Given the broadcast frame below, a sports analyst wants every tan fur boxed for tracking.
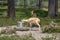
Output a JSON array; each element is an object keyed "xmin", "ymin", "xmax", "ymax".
[
  {"xmin": 22, "ymin": 17, "xmax": 40, "ymax": 23},
  {"xmin": 22, "ymin": 17, "xmax": 41, "ymax": 31}
]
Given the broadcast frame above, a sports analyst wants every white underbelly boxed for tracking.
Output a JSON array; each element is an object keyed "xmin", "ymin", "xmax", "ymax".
[{"xmin": 30, "ymin": 22, "xmax": 36, "ymax": 24}]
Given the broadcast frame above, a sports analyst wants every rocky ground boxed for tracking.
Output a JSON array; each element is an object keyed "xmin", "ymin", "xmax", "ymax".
[{"xmin": 0, "ymin": 25, "xmax": 60, "ymax": 40}]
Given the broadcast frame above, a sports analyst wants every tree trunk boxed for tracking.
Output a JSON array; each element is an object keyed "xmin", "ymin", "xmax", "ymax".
[
  {"xmin": 8, "ymin": 0, "xmax": 15, "ymax": 19},
  {"xmin": 48, "ymin": 0, "xmax": 58, "ymax": 18},
  {"xmin": 38, "ymin": 0, "xmax": 42, "ymax": 9},
  {"xmin": 24, "ymin": 0, "xmax": 27, "ymax": 8}
]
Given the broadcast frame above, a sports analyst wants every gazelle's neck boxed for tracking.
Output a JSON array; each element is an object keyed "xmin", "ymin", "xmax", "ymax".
[{"xmin": 22, "ymin": 19, "xmax": 29, "ymax": 22}]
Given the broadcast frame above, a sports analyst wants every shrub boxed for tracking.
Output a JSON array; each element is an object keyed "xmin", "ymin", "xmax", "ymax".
[
  {"xmin": 0, "ymin": 29, "xmax": 6, "ymax": 34},
  {"xmin": 43, "ymin": 27, "xmax": 60, "ymax": 33},
  {"xmin": 34, "ymin": 9, "xmax": 48, "ymax": 17}
]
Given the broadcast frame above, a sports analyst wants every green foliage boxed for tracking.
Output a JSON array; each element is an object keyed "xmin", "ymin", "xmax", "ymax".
[
  {"xmin": 43, "ymin": 27, "xmax": 60, "ymax": 33},
  {"xmin": 16, "ymin": 8, "xmax": 48, "ymax": 17},
  {"xmin": 42, "ymin": 37, "xmax": 53, "ymax": 40},
  {"xmin": 0, "ymin": 18, "xmax": 17, "ymax": 26},
  {"xmin": 40, "ymin": 17, "xmax": 52, "ymax": 26},
  {"xmin": 0, "ymin": 30, "xmax": 6, "ymax": 34},
  {"xmin": 34, "ymin": 9, "xmax": 48, "ymax": 17},
  {"xmin": 0, "ymin": 1, "xmax": 8, "ymax": 6},
  {"xmin": 15, "ymin": 8, "xmax": 48, "ymax": 19},
  {"xmin": 0, "ymin": 9, "xmax": 7, "ymax": 12},
  {"xmin": 0, "ymin": 35, "xmax": 35, "ymax": 40}
]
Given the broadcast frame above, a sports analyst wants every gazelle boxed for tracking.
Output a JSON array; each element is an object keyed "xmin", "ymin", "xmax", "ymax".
[{"xmin": 21, "ymin": 17, "xmax": 42, "ymax": 31}]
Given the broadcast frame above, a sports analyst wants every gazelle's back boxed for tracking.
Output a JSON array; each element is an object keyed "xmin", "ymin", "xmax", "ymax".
[{"xmin": 28, "ymin": 17, "xmax": 40, "ymax": 22}]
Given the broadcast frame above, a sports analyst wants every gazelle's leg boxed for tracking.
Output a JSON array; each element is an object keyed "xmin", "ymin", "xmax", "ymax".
[
  {"xmin": 30, "ymin": 23, "xmax": 32, "ymax": 31},
  {"xmin": 36, "ymin": 22, "xmax": 42, "ymax": 32}
]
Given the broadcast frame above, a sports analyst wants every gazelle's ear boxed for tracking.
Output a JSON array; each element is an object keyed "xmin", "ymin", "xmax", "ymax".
[{"xmin": 31, "ymin": 10, "xmax": 34, "ymax": 14}]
